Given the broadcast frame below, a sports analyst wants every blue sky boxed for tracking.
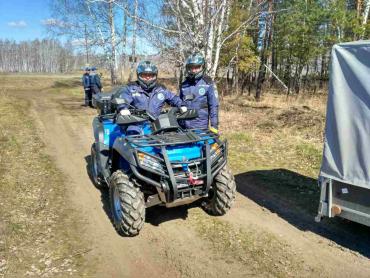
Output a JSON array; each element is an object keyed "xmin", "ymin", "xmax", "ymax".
[
  {"xmin": 0, "ymin": 0, "xmax": 157, "ymax": 54},
  {"xmin": 0, "ymin": 0, "xmax": 51, "ymax": 41}
]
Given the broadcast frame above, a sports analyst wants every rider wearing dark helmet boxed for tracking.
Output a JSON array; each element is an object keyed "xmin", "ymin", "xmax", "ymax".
[
  {"xmin": 180, "ymin": 53, "xmax": 219, "ymax": 133},
  {"xmin": 117, "ymin": 60, "xmax": 186, "ymax": 118}
]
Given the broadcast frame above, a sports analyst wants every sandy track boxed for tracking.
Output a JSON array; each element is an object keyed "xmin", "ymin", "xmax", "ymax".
[{"xmin": 22, "ymin": 90, "xmax": 370, "ymax": 277}]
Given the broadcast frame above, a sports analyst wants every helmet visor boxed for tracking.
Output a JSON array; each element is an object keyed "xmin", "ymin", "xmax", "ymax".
[
  {"xmin": 139, "ymin": 73, "xmax": 156, "ymax": 82},
  {"xmin": 187, "ymin": 64, "xmax": 203, "ymax": 74}
]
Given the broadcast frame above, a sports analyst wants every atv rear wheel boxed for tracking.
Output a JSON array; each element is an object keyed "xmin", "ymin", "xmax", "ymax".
[
  {"xmin": 109, "ymin": 170, "xmax": 145, "ymax": 236},
  {"xmin": 204, "ymin": 164, "xmax": 236, "ymax": 216},
  {"xmin": 90, "ymin": 144, "xmax": 106, "ymax": 189}
]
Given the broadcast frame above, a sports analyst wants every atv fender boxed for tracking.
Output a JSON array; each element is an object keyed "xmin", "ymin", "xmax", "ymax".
[
  {"xmin": 112, "ymin": 138, "xmax": 137, "ymax": 168},
  {"xmin": 92, "ymin": 117, "xmax": 104, "ymax": 143},
  {"xmin": 94, "ymin": 142, "xmax": 110, "ymax": 181}
]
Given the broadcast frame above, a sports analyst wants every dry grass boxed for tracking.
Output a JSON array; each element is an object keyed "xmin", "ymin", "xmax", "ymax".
[
  {"xmin": 188, "ymin": 209, "xmax": 321, "ymax": 277},
  {"xmin": 219, "ymin": 93, "xmax": 326, "ymax": 215},
  {"xmin": 0, "ymin": 86, "xmax": 92, "ymax": 277},
  {"xmin": 220, "ymin": 94, "xmax": 325, "ymax": 170}
]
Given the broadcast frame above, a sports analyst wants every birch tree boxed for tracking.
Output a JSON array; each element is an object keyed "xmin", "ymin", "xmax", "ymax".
[
  {"xmin": 129, "ymin": 0, "xmax": 138, "ymax": 82},
  {"xmin": 158, "ymin": 0, "xmax": 267, "ymax": 81},
  {"xmin": 159, "ymin": 0, "xmax": 233, "ymax": 80},
  {"xmin": 48, "ymin": 0, "xmax": 125, "ymax": 84},
  {"xmin": 0, "ymin": 39, "xmax": 77, "ymax": 73}
]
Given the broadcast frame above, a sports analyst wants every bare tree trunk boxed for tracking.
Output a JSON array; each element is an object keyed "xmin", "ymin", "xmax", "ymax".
[
  {"xmin": 129, "ymin": 0, "xmax": 138, "ymax": 82},
  {"xmin": 255, "ymin": 0, "xmax": 272, "ymax": 101},
  {"xmin": 294, "ymin": 63, "xmax": 303, "ymax": 95},
  {"xmin": 319, "ymin": 53, "xmax": 325, "ymax": 89},
  {"xmin": 358, "ymin": 0, "xmax": 363, "ymax": 18},
  {"xmin": 362, "ymin": 0, "xmax": 370, "ymax": 38},
  {"xmin": 210, "ymin": 0, "xmax": 229, "ymax": 79},
  {"xmin": 303, "ymin": 64, "xmax": 309, "ymax": 91},
  {"xmin": 84, "ymin": 24, "xmax": 89, "ymax": 64},
  {"xmin": 121, "ymin": 1, "xmax": 128, "ymax": 82},
  {"xmin": 233, "ymin": 62, "xmax": 239, "ymax": 94},
  {"xmin": 109, "ymin": 0, "xmax": 117, "ymax": 84}
]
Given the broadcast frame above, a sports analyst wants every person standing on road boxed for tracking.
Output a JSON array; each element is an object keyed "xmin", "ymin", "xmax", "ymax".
[
  {"xmin": 90, "ymin": 67, "xmax": 103, "ymax": 96},
  {"xmin": 179, "ymin": 53, "xmax": 219, "ymax": 134},
  {"xmin": 82, "ymin": 67, "xmax": 91, "ymax": 107}
]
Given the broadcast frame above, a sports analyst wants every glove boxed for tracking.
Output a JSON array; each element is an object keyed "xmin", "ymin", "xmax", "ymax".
[
  {"xmin": 209, "ymin": 127, "xmax": 219, "ymax": 134},
  {"xmin": 120, "ymin": 109, "xmax": 131, "ymax": 116},
  {"xmin": 180, "ymin": 106, "xmax": 188, "ymax": 113}
]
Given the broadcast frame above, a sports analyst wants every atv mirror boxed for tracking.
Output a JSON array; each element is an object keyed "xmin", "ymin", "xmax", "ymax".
[{"xmin": 177, "ymin": 109, "xmax": 198, "ymax": 120}]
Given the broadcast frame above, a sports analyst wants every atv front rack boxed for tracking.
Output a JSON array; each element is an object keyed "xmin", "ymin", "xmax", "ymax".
[
  {"xmin": 130, "ymin": 138, "xmax": 228, "ymax": 203},
  {"xmin": 125, "ymin": 129, "xmax": 218, "ymax": 147}
]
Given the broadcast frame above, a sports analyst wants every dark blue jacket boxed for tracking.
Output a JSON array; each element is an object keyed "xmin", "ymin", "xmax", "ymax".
[
  {"xmin": 89, "ymin": 73, "xmax": 102, "ymax": 89},
  {"xmin": 117, "ymin": 82, "xmax": 183, "ymax": 118},
  {"xmin": 82, "ymin": 73, "xmax": 90, "ymax": 90},
  {"xmin": 180, "ymin": 76, "xmax": 219, "ymax": 129}
]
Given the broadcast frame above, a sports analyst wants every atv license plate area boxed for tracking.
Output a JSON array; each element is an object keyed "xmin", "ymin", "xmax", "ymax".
[{"xmin": 177, "ymin": 183, "xmax": 189, "ymax": 189}]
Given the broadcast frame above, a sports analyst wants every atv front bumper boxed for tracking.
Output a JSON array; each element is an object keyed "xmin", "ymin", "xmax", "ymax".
[{"xmin": 130, "ymin": 140, "xmax": 228, "ymax": 203}]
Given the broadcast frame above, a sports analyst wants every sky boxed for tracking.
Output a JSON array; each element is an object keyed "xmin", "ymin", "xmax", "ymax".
[
  {"xmin": 0, "ymin": 0, "xmax": 51, "ymax": 41},
  {"xmin": 0, "ymin": 0, "xmax": 157, "ymax": 55}
]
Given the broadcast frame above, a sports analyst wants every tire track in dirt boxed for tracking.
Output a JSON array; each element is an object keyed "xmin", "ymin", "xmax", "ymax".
[{"xmin": 21, "ymin": 90, "xmax": 370, "ymax": 277}]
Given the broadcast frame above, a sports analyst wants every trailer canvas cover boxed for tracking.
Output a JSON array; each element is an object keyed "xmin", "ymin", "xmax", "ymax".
[{"xmin": 320, "ymin": 41, "xmax": 370, "ymax": 189}]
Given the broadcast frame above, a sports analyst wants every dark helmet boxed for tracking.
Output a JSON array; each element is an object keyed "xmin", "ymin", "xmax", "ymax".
[
  {"xmin": 136, "ymin": 60, "xmax": 158, "ymax": 90},
  {"xmin": 84, "ymin": 66, "xmax": 90, "ymax": 71},
  {"xmin": 185, "ymin": 53, "xmax": 205, "ymax": 80},
  {"xmin": 91, "ymin": 66, "xmax": 97, "ymax": 71}
]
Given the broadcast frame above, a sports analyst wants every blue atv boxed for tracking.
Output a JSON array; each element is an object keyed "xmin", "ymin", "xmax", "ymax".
[{"xmin": 90, "ymin": 93, "xmax": 236, "ymax": 236}]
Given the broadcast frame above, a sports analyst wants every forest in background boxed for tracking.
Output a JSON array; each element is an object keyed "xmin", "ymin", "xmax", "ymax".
[{"xmin": 1, "ymin": 0, "xmax": 370, "ymax": 99}]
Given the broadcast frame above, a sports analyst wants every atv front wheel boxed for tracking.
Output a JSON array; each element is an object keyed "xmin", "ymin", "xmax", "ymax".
[
  {"xmin": 204, "ymin": 165, "xmax": 236, "ymax": 216},
  {"xmin": 90, "ymin": 144, "xmax": 106, "ymax": 189},
  {"xmin": 109, "ymin": 170, "xmax": 145, "ymax": 236}
]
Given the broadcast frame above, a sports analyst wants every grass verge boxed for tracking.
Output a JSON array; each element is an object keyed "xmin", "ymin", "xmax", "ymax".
[{"xmin": 0, "ymin": 90, "xmax": 92, "ymax": 277}]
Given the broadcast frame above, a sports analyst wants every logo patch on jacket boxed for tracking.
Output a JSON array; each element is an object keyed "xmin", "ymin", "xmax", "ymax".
[
  {"xmin": 198, "ymin": 88, "xmax": 206, "ymax": 96},
  {"xmin": 157, "ymin": 93, "xmax": 165, "ymax": 100}
]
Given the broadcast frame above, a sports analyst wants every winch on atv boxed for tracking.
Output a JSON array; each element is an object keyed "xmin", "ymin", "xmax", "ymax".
[{"xmin": 91, "ymin": 93, "xmax": 236, "ymax": 236}]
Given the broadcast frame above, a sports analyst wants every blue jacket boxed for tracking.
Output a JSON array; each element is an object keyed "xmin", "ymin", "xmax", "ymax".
[
  {"xmin": 180, "ymin": 76, "xmax": 219, "ymax": 129},
  {"xmin": 89, "ymin": 73, "xmax": 102, "ymax": 89},
  {"xmin": 117, "ymin": 82, "xmax": 183, "ymax": 118},
  {"xmin": 82, "ymin": 73, "xmax": 90, "ymax": 89}
]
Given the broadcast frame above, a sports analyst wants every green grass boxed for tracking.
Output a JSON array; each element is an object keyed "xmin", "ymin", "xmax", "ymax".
[{"xmin": 295, "ymin": 142, "xmax": 322, "ymax": 172}]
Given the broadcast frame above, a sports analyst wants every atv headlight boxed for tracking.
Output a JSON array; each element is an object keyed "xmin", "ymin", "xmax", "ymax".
[
  {"xmin": 210, "ymin": 142, "xmax": 222, "ymax": 163},
  {"xmin": 137, "ymin": 152, "xmax": 165, "ymax": 174}
]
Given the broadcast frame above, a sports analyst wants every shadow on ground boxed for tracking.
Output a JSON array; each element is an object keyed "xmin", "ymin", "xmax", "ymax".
[{"xmin": 235, "ymin": 169, "xmax": 370, "ymax": 258}]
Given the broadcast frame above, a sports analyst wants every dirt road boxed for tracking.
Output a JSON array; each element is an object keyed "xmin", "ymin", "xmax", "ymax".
[{"xmin": 22, "ymin": 89, "xmax": 370, "ymax": 277}]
